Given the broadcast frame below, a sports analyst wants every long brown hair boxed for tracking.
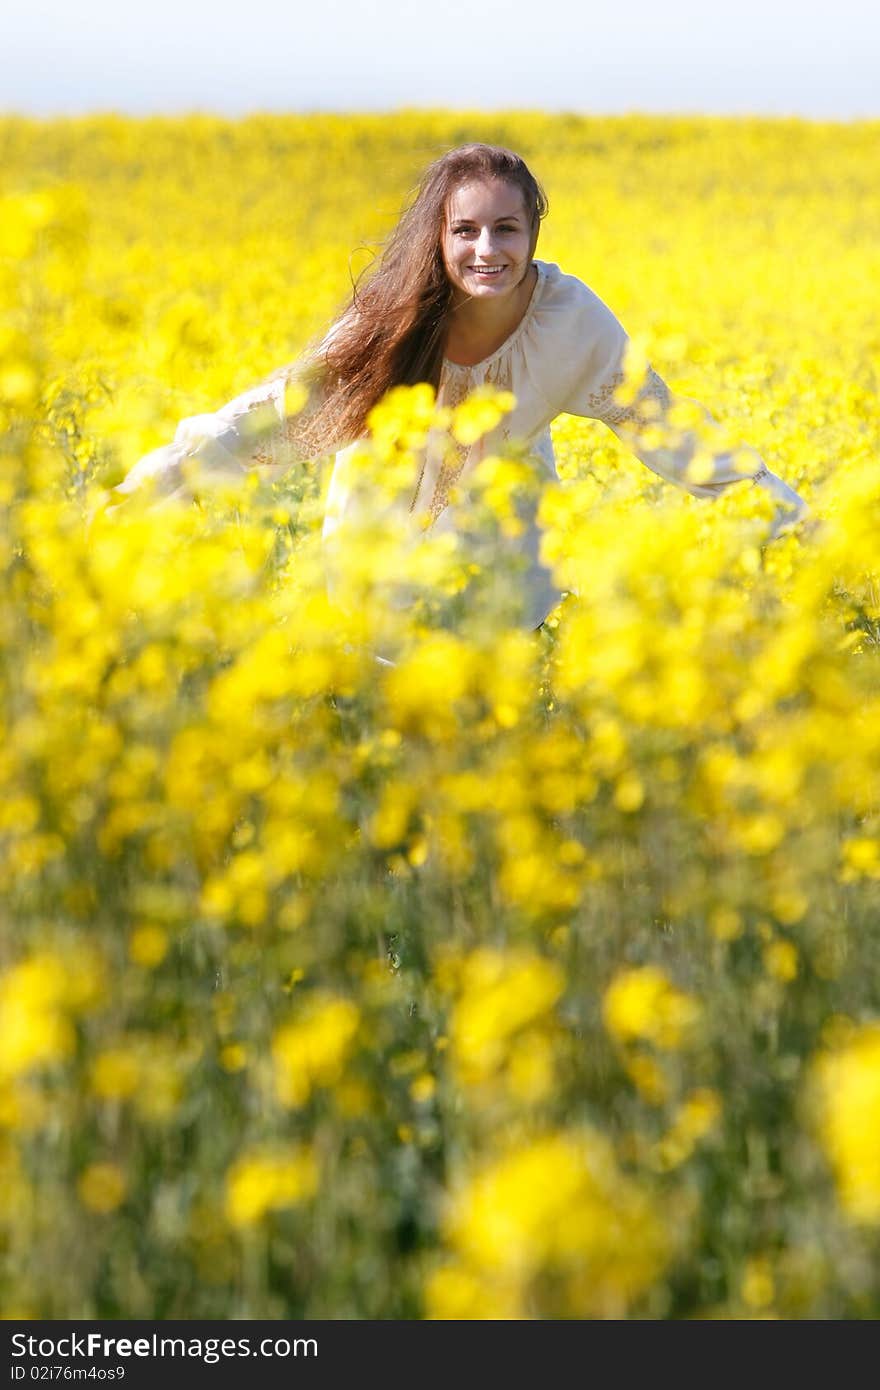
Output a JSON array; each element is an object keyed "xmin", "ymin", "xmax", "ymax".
[{"xmin": 286, "ymin": 144, "xmax": 548, "ymax": 457}]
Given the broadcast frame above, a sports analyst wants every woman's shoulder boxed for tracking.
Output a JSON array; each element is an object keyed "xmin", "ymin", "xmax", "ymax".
[
  {"xmin": 534, "ymin": 260, "xmax": 622, "ymax": 326},
  {"xmin": 519, "ymin": 263, "xmax": 629, "ymax": 411}
]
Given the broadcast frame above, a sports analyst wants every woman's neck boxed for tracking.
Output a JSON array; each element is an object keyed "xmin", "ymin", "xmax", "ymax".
[{"xmin": 444, "ymin": 262, "xmax": 538, "ymax": 367}]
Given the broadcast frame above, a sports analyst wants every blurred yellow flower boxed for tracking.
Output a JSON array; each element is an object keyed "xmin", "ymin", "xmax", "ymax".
[
  {"xmin": 410, "ymin": 1073, "xmax": 436, "ymax": 1104},
  {"xmin": 435, "ymin": 1129, "xmax": 672, "ymax": 1316},
  {"xmin": 763, "ymin": 939, "xmax": 799, "ymax": 983},
  {"xmin": 272, "ymin": 994, "xmax": 361, "ymax": 1107},
  {"xmin": 77, "ymin": 1163, "xmax": 127, "ymax": 1214},
  {"xmin": 383, "ymin": 633, "xmax": 476, "ymax": 737},
  {"xmin": 451, "ymin": 386, "xmax": 516, "ymax": 446},
  {"xmin": 651, "ymin": 1088, "xmax": 722, "ymax": 1169},
  {"xmin": 425, "ymin": 1262, "xmax": 522, "ymax": 1319},
  {"xmin": 603, "ymin": 966, "xmax": 702, "ymax": 1050},
  {"xmin": 841, "ymin": 837, "xmax": 880, "ymax": 881},
  {"xmin": 0, "ymin": 950, "xmax": 103, "ymax": 1081},
  {"xmin": 90, "ymin": 1034, "xmax": 196, "ymax": 1122},
  {"xmin": 219, "ymin": 1043, "xmax": 248, "ymax": 1073},
  {"xmin": 624, "ymin": 1051, "xmax": 669, "ymax": 1106},
  {"xmin": 709, "ymin": 907, "xmax": 743, "ymax": 942},
  {"xmin": 91, "ymin": 1048, "xmax": 141, "ymax": 1101},
  {"xmin": 810, "ymin": 1023, "xmax": 880, "ymax": 1223},
  {"xmin": 741, "ymin": 1256, "xmax": 775, "ymax": 1310},
  {"xmin": 128, "ymin": 924, "xmax": 169, "ymax": 967},
  {"xmin": 447, "ymin": 947, "xmax": 564, "ymax": 1087},
  {"xmin": 225, "ymin": 1146, "xmax": 318, "ymax": 1228}
]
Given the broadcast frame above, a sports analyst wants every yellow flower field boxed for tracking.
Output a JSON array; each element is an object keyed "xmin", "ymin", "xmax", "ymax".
[{"xmin": 1, "ymin": 111, "xmax": 879, "ymax": 1318}]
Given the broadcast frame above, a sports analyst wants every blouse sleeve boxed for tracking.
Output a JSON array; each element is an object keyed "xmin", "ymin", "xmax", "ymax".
[
  {"xmin": 109, "ymin": 373, "xmax": 303, "ymax": 509},
  {"xmin": 560, "ymin": 290, "xmax": 809, "ymax": 538}
]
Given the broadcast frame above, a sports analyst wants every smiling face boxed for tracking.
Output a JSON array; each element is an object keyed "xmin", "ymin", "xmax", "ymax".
[{"xmin": 441, "ymin": 177, "xmax": 535, "ymax": 303}]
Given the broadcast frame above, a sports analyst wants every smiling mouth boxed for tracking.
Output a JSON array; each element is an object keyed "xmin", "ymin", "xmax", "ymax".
[{"xmin": 469, "ymin": 265, "xmax": 507, "ymax": 277}]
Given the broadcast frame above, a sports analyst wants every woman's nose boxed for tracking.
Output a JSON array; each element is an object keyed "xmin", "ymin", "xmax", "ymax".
[{"xmin": 475, "ymin": 227, "xmax": 497, "ymax": 258}]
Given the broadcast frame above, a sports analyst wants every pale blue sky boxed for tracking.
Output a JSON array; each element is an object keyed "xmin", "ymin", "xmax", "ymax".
[{"xmin": 4, "ymin": 0, "xmax": 879, "ymax": 119}]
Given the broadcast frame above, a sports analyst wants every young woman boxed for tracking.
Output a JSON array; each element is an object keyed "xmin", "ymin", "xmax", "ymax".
[{"xmin": 113, "ymin": 143, "xmax": 809, "ymax": 633}]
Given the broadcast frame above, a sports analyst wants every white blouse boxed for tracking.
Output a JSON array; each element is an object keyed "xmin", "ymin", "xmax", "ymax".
[{"xmin": 115, "ymin": 260, "xmax": 809, "ymax": 631}]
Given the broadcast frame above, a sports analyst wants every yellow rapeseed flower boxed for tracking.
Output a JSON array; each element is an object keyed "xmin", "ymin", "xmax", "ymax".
[
  {"xmin": 0, "ymin": 950, "xmax": 103, "ymax": 1081},
  {"xmin": 741, "ymin": 1256, "xmax": 776, "ymax": 1311},
  {"xmin": 438, "ymin": 1129, "xmax": 672, "ymax": 1316},
  {"xmin": 603, "ymin": 966, "xmax": 702, "ymax": 1050},
  {"xmin": 90, "ymin": 1048, "xmax": 142, "ymax": 1101},
  {"xmin": 451, "ymin": 386, "xmax": 516, "ymax": 446},
  {"xmin": 763, "ymin": 939, "xmax": 799, "ymax": 983},
  {"xmin": 447, "ymin": 947, "xmax": 564, "ymax": 1087},
  {"xmin": 272, "ymin": 994, "xmax": 361, "ymax": 1107},
  {"xmin": 128, "ymin": 924, "xmax": 169, "ymax": 967},
  {"xmin": 810, "ymin": 1023, "xmax": 880, "ymax": 1223},
  {"xmin": 224, "ymin": 1145, "xmax": 318, "ymax": 1228},
  {"xmin": 77, "ymin": 1163, "xmax": 127, "ymax": 1214}
]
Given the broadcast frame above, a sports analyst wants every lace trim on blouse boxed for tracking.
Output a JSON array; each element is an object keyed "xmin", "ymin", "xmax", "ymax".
[
  {"xmin": 588, "ymin": 365, "xmax": 672, "ymax": 427},
  {"xmin": 425, "ymin": 355, "xmax": 515, "ymax": 522}
]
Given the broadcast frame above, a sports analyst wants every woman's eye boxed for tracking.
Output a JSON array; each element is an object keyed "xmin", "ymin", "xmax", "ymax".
[{"xmin": 452, "ymin": 225, "xmax": 517, "ymax": 237}]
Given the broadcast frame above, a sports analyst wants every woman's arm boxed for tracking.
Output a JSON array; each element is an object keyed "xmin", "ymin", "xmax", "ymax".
[
  {"xmin": 559, "ymin": 287, "xmax": 809, "ymax": 538},
  {"xmin": 598, "ymin": 364, "xmax": 810, "ymax": 537},
  {"xmin": 109, "ymin": 373, "xmax": 305, "ymax": 510}
]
